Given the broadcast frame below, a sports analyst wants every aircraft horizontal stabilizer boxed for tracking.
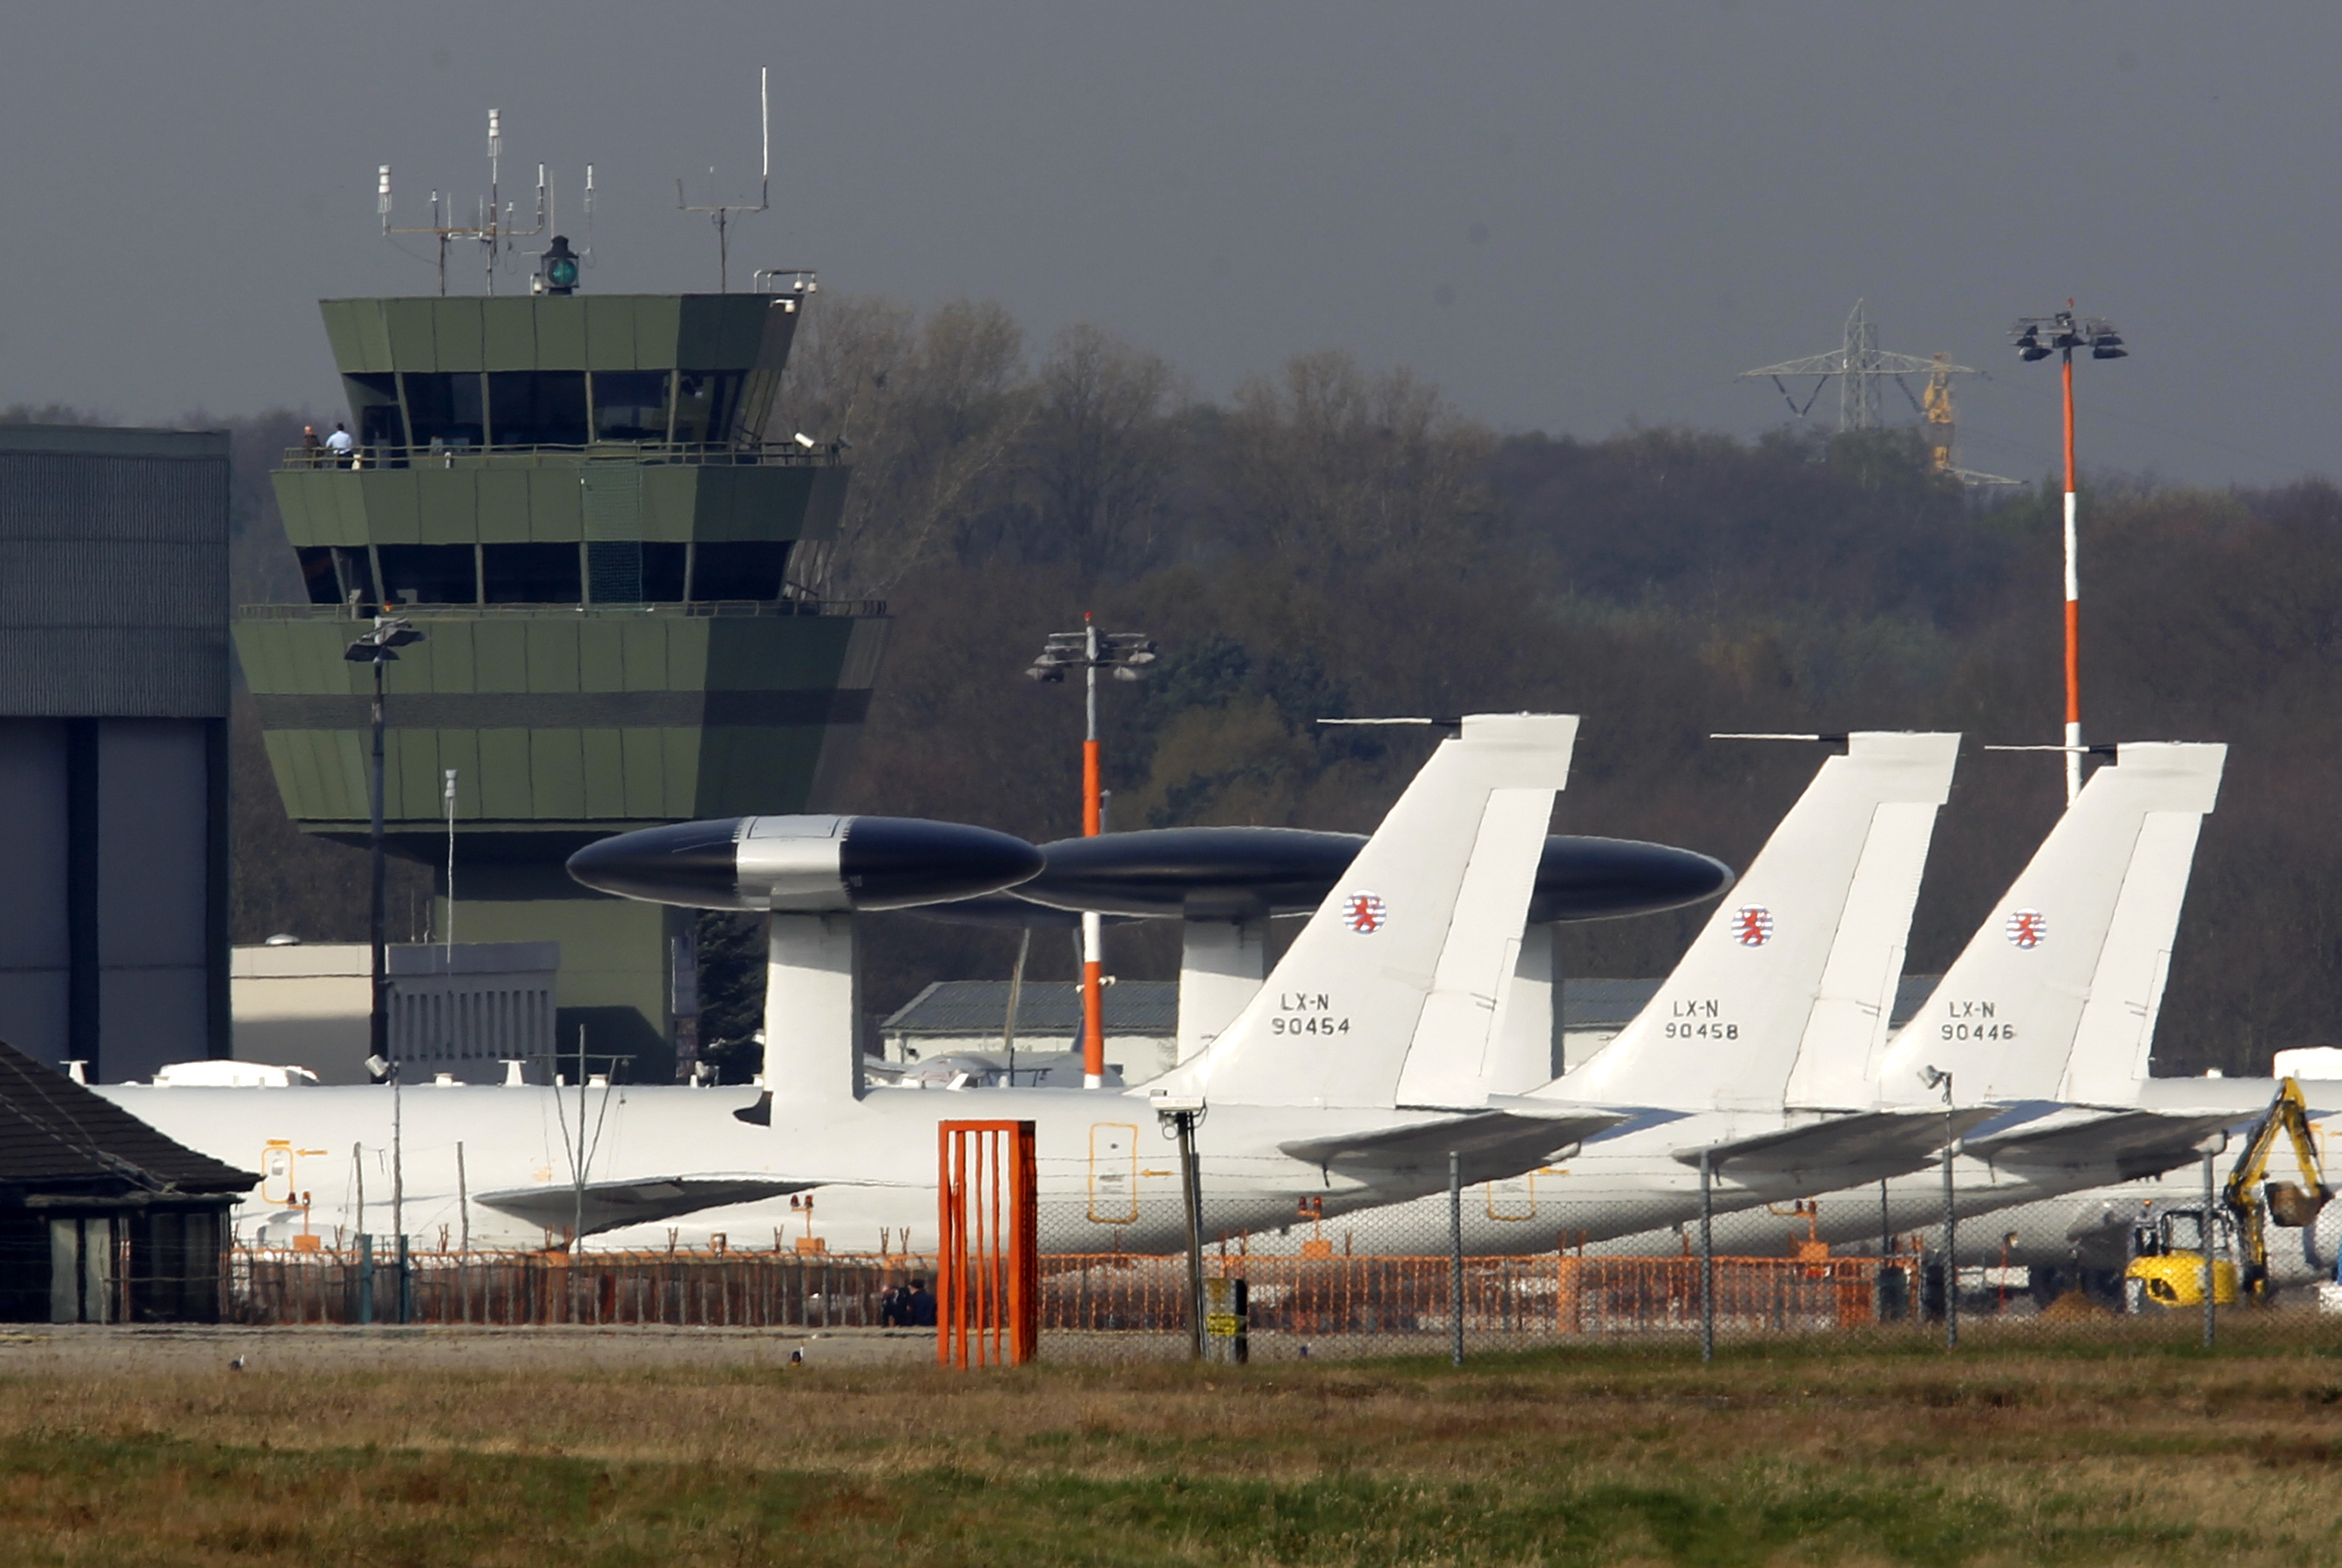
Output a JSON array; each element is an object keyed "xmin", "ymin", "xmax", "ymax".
[
  {"xmin": 1674, "ymin": 1106, "xmax": 2001, "ymax": 1184},
  {"xmin": 1280, "ymin": 1106, "xmax": 1626, "ymax": 1187},
  {"xmin": 475, "ymin": 1175, "xmax": 825, "ymax": 1237},
  {"xmin": 1964, "ymin": 1108, "xmax": 2242, "ymax": 1182}
]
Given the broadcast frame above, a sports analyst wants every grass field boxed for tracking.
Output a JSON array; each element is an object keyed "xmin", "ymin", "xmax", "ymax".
[{"xmin": 4, "ymin": 1325, "xmax": 2342, "ymax": 1566}]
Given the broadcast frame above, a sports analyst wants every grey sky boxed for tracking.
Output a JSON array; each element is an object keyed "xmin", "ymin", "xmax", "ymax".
[{"xmin": 2, "ymin": 2, "xmax": 2331, "ymax": 485}]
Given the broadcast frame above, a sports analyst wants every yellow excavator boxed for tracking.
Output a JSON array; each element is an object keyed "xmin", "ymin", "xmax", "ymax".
[{"xmin": 2125, "ymin": 1078, "xmax": 2331, "ymax": 1308}]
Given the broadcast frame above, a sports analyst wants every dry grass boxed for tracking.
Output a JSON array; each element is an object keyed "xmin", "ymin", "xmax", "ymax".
[{"xmin": 2, "ymin": 1326, "xmax": 2341, "ymax": 1565}]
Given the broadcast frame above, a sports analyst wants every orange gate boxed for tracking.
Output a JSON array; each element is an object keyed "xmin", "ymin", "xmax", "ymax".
[{"xmin": 937, "ymin": 1119, "xmax": 1039, "ymax": 1367}]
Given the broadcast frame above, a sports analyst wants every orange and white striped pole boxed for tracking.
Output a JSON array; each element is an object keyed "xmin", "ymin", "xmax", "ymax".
[
  {"xmin": 2061, "ymin": 344, "xmax": 2081, "ymax": 804},
  {"xmin": 1080, "ymin": 614, "xmax": 1107, "ymax": 1088}
]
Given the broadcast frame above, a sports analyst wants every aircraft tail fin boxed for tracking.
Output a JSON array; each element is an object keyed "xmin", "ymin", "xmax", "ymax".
[
  {"xmin": 1147, "ymin": 714, "xmax": 1578, "ymax": 1110},
  {"xmin": 1546, "ymin": 733, "xmax": 1958, "ymax": 1112},
  {"xmin": 1877, "ymin": 742, "xmax": 2225, "ymax": 1106}
]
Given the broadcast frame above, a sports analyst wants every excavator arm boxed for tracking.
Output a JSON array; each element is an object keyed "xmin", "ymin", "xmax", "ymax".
[{"xmin": 2220, "ymin": 1078, "xmax": 2331, "ymax": 1299}]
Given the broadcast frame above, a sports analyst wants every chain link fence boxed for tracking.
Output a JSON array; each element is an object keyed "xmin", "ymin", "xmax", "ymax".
[{"xmin": 223, "ymin": 1186, "xmax": 2331, "ymax": 1358}]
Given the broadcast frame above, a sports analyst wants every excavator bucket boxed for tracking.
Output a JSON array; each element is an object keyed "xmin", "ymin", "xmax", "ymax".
[{"xmin": 2266, "ymin": 1182, "xmax": 2329, "ymax": 1228}]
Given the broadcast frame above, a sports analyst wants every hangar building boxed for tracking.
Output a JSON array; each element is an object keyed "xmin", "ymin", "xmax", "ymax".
[{"xmin": 0, "ymin": 425, "xmax": 232, "ymax": 1083}]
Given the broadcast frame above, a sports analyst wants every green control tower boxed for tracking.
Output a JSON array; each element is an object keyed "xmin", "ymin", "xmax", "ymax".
[{"xmin": 235, "ymin": 260, "xmax": 886, "ymax": 1078}]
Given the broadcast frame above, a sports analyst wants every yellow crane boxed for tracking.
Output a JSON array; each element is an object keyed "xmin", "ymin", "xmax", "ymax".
[
  {"xmin": 1921, "ymin": 353, "xmax": 1958, "ymax": 475},
  {"xmin": 2125, "ymin": 1078, "xmax": 2330, "ymax": 1307}
]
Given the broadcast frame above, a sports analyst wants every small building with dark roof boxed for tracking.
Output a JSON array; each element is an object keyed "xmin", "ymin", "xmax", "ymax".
[{"xmin": 0, "ymin": 1038, "xmax": 254, "ymax": 1322}]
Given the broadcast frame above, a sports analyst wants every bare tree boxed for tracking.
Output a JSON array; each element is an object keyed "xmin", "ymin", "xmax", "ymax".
[
  {"xmin": 777, "ymin": 297, "xmax": 1035, "ymax": 596},
  {"xmin": 1216, "ymin": 350, "xmax": 1496, "ymax": 569},
  {"xmin": 1017, "ymin": 323, "xmax": 1183, "ymax": 574}
]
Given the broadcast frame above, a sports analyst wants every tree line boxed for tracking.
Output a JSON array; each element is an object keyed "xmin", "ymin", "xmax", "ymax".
[{"xmin": 45, "ymin": 288, "xmax": 2336, "ymax": 1080}]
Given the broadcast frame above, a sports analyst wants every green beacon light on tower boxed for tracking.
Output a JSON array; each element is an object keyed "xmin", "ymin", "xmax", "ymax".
[{"xmin": 536, "ymin": 235, "xmax": 580, "ymax": 296}]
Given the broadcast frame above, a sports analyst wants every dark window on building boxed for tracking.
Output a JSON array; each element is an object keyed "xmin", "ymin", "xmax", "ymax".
[
  {"xmin": 487, "ymin": 372, "xmax": 590, "ymax": 446},
  {"xmin": 378, "ymin": 544, "xmax": 478, "ymax": 605},
  {"xmin": 295, "ymin": 547, "xmax": 342, "ymax": 606},
  {"xmin": 691, "ymin": 541, "xmax": 789, "ymax": 600},
  {"xmin": 641, "ymin": 542, "xmax": 687, "ymax": 602},
  {"xmin": 333, "ymin": 546, "xmax": 378, "ymax": 606},
  {"xmin": 585, "ymin": 541, "xmax": 642, "ymax": 603},
  {"xmin": 483, "ymin": 543, "xmax": 583, "ymax": 604},
  {"xmin": 673, "ymin": 372, "xmax": 744, "ymax": 445},
  {"xmin": 403, "ymin": 372, "xmax": 486, "ymax": 448},
  {"xmin": 593, "ymin": 371, "xmax": 672, "ymax": 442},
  {"xmin": 342, "ymin": 372, "xmax": 400, "ymax": 432}
]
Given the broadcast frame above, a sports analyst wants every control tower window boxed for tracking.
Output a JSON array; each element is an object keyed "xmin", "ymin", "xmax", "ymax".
[
  {"xmin": 641, "ymin": 542, "xmax": 687, "ymax": 602},
  {"xmin": 403, "ymin": 373, "xmax": 486, "ymax": 448},
  {"xmin": 593, "ymin": 372, "xmax": 673, "ymax": 442},
  {"xmin": 294, "ymin": 547, "xmax": 343, "ymax": 606},
  {"xmin": 483, "ymin": 542, "xmax": 584, "ymax": 604},
  {"xmin": 690, "ymin": 541, "xmax": 790, "ymax": 601},
  {"xmin": 378, "ymin": 545, "xmax": 479, "ymax": 605},
  {"xmin": 672, "ymin": 373, "xmax": 743, "ymax": 445},
  {"xmin": 487, "ymin": 372, "xmax": 590, "ymax": 447}
]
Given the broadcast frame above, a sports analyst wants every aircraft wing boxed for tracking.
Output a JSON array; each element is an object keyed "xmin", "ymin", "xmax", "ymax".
[
  {"xmin": 1281, "ymin": 1106, "xmax": 1627, "ymax": 1187},
  {"xmin": 1964, "ymin": 1108, "xmax": 2244, "ymax": 1181},
  {"xmin": 1674, "ymin": 1106, "xmax": 2002, "ymax": 1185},
  {"xmin": 473, "ymin": 1174, "xmax": 826, "ymax": 1237}
]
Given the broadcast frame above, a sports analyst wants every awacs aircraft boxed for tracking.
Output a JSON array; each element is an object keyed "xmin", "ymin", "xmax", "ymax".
[
  {"xmin": 1205, "ymin": 730, "xmax": 1965, "ymax": 1254},
  {"xmin": 577, "ymin": 730, "xmax": 1944, "ymax": 1255},
  {"xmin": 103, "ymin": 715, "xmax": 1632, "ymax": 1250},
  {"xmin": 1469, "ymin": 742, "xmax": 2237, "ymax": 1263}
]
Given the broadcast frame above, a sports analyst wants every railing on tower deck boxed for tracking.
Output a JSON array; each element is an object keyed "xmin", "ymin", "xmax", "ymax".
[
  {"xmin": 279, "ymin": 440, "xmax": 845, "ymax": 471},
  {"xmin": 235, "ymin": 598, "xmax": 888, "ymax": 621}
]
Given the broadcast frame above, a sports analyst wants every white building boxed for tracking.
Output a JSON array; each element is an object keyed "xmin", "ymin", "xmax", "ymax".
[{"xmin": 229, "ymin": 941, "xmax": 557, "ymax": 1084}]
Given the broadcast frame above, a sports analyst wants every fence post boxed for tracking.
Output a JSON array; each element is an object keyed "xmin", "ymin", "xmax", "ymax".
[
  {"xmin": 357, "ymin": 1235, "xmax": 374, "ymax": 1326},
  {"xmin": 2201, "ymin": 1146, "xmax": 2218, "ymax": 1351},
  {"xmin": 1168, "ymin": 1108, "xmax": 1207, "ymax": 1361},
  {"xmin": 1942, "ymin": 1124, "xmax": 1959, "ymax": 1351},
  {"xmin": 1448, "ymin": 1150, "xmax": 1465, "ymax": 1367},
  {"xmin": 1699, "ymin": 1148, "xmax": 1715, "ymax": 1364}
]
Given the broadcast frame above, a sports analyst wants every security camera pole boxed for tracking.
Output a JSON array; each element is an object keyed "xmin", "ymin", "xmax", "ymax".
[
  {"xmin": 1027, "ymin": 616, "xmax": 1157, "ymax": 1087},
  {"xmin": 2010, "ymin": 304, "xmax": 2127, "ymax": 804},
  {"xmin": 344, "ymin": 614, "xmax": 424, "ymax": 1092}
]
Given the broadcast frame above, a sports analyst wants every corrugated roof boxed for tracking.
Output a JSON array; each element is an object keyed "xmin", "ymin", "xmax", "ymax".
[
  {"xmin": 885, "ymin": 981, "xmax": 1180, "ymax": 1036},
  {"xmin": 0, "ymin": 1039, "xmax": 254, "ymax": 1196}
]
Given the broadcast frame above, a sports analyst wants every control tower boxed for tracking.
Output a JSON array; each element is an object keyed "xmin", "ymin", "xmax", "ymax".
[{"xmin": 235, "ymin": 268, "xmax": 886, "ymax": 1079}]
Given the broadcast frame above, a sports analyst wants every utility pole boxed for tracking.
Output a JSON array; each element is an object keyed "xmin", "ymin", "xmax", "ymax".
[
  {"xmin": 2013, "ymin": 305, "xmax": 2128, "ymax": 804},
  {"xmin": 1026, "ymin": 617, "xmax": 1157, "ymax": 1087}
]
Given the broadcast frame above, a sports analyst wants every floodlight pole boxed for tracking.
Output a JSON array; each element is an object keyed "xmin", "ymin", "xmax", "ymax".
[
  {"xmin": 1080, "ymin": 616, "xmax": 1105, "ymax": 1087},
  {"xmin": 2061, "ymin": 348, "xmax": 2080, "ymax": 805},
  {"xmin": 2013, "ymin": 303, "xmax": 2126, "ymax": 804},
  {"xmin": 345, "ymin": 614, "xmax": 422, "ymax": 1109},
  {"xmin": 1027, "ymin": 617, "xmax": 1157, "ymax": 1088}
]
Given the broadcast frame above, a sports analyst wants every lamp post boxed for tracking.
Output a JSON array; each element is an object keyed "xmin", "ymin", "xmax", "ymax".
[
  {"xmin": 344, "ymin": 614, "xmax": 423, "ymax": 1081},
  {"xmin": 1027, "ymin": 614, "xmax": 1157, "ymax": 1087},
  {"xmin": 2011, "ymin": 305, "xmax": 2127, "ymax": 804}
]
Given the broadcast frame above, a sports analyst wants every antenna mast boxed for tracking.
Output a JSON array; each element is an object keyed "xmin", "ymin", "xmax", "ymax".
[
  {"xmin": 378, "ymin": 110, "xmax": 552, "ymax": 296},
  {"xmin": 676, "ymin": 67, "xmax": 771, "ymax": 292}
]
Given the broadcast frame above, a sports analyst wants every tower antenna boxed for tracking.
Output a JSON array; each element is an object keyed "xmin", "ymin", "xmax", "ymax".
[
  {"xmin": 676, "ymin": 67, "xmax": 771, "ymax": 292},
  {"xmin": 378, "ymin": 110, "xmax": 552, "ymax": 295}
]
